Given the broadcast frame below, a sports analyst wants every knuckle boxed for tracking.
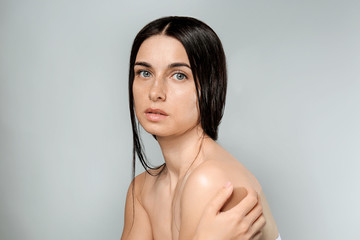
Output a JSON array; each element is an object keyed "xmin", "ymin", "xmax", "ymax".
[
  {"xmin": 239, "ymin": 222, "xmax": 251, "ymax": 233},
  {"xmin": 259, "ymin": 215, "xmax": 266, "ymax": 227},
  {"xmin": 256, "ymin": 204, "xmax": 263, "ymax": 215},
  {"xmin": 247, "ymin": 187, "xmax": 257, "ymax": 196},
  {"xmin": 248, "ymin": 194, "xmax": 258, "ymax": 204}
]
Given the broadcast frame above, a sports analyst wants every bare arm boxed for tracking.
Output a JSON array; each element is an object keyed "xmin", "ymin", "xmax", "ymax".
[
  {"xmin": 121, "ymin": 178, "xmax": 152, "ymax": 240},
  {"xmin": 257, "ymin": 191, "xmax": 279, "ymax": 240}
]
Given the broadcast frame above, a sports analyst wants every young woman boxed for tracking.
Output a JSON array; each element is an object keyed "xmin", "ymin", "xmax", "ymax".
[{"xmin": 122, "ymin": 16, "xmax": 280, "ymax": 240}]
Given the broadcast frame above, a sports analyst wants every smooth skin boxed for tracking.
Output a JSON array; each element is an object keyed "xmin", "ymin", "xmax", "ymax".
[
  {"xmin": 193, "ymin": 183, "xmax": 266, "ymax": 240},
  {"xmin": 122, "ymin": 35, "xmax": 279, "ymax": 240}
]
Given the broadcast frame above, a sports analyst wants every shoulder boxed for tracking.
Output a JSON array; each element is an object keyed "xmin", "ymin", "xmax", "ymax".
[
  {"xmin": 180, "ymin": 162, "xmax": 222, "ymax": 205},
  {"xmin": 178, "ymin": 154, "xmax": 262, "ymax": 239},
  {"xmin": 179, "ymin": 141, "xmax": 279, "ymax": 239},
  {"xmin": 182, "ymin": 156, "xmax": 261, "ymax": 201},
  {"xmin": 177, "ymin": 162, "xmax": 226, "ymax": 239},
  {"xmin": 188, "ymin": 139, "xmax": 261, "ymax": 191},
  {"xmin": 126, "ymin": 172, "xmax": 146, "ymax": 197},
  {"xmin": 123, "ymin": 171, "xmax": 150, "ymax": 217},
  {"xmin": 183, "ymin": 161, "xmax": 227, "ymax": 197},
  {"xmin": 179, "ymin": 143, "xmax": 264, "ymax": 217},
  {"xmin": 123, "ymin": 170, "xmax": 159, "ymax": 220},
  {"xmin": 127, "ymin": 170, "xmax": 159, "ymax": 201}
]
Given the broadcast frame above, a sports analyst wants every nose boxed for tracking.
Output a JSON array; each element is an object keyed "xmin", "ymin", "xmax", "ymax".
[{"xmin": 149, "ymin": 78, "xmax": 166, "ymax": 101}]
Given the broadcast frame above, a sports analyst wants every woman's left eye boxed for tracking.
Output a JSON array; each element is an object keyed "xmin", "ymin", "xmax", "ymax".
[{"xmin": 172, "ymin": 73, "xmax": 187, "ymax": 81}]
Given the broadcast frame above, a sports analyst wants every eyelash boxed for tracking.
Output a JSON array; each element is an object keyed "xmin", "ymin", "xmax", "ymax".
[
  {"xmin": 135, "ymin": 70, "xmax": 188, "ymax": 81},
  {"xmin": 136, "ymin": 70, "xmax": 152, "ymax": 78},
  {"xmin": 172, "ymin": 72, "xmax": 188, "ymax": 81}
]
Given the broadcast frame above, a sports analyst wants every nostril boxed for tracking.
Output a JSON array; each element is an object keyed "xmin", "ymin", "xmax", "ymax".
[{"xmin": 149, "ymin": 88, "xmax": 166, "ymax": 101}]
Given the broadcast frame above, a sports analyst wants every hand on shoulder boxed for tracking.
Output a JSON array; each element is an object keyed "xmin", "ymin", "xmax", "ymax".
[
  {"xmin": 192, "ymin": 181, "xmax": 266, "ymax": 240},
  {"xmin": 179, "ymin": 160, "xmax": 260, "ymax": 239}
]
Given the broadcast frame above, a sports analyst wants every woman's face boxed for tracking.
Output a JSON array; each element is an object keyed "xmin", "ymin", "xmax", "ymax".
[{"xmin": 133, "ymin": 35, "xmax": 199, "ymax": 138}]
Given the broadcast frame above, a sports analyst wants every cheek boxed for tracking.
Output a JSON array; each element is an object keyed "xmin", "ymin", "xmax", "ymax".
[
  {"xmin": 175, "ymin": 89, "xmax": 199, "ymax": 120},
  {"xmin": 188, "ymin": 87, "xmax": 199, "ymax": 113},
  {"xmin": 132, "ymin": 87, "xmax": 146, "ymax": 122},
  {"xmin": 132, "ymin": 82, "xmax": 145, "ymax": 108},
  {"xmin": 190, "ymin": 92, "xmax": 199, "ymax": 116}
]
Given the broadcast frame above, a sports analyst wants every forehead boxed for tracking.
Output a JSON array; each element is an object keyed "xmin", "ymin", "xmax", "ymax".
[{"xmin": 135, "ymin": 35, "xmax": 190, "ymax": 66}]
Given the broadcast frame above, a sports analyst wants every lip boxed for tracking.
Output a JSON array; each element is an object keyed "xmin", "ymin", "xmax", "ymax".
[{"xmin": 144, "ymin": 108, "xmax": 168, "ymax": 121}]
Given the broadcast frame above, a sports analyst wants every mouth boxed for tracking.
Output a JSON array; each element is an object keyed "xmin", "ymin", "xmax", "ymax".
[
  {"xmin": 144, "ymin": 108, "xmax": 168, "ymax": 121},
  {"xmin": 145, "ymin": 108, "xmax": 168, "ymax": 116}
]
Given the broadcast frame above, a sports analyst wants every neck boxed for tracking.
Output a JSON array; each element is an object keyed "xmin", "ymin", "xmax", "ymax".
[{"xmin": 156, "ymin": 125, "xmax": 205, "ymax": 182}]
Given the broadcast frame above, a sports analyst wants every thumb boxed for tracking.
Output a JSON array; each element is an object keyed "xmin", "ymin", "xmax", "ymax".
[{"xmin": 207, "ymin": 182, "xmax": 234, "ymax": 214}]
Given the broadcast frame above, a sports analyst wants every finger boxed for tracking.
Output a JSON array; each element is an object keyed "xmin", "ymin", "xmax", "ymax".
[
  {"xmin": 245, "ymin": 202, "xmax": 263, "ymax": 225},
  {"xmin": 230, "ymin": 188, "xmax": 258, "ymax": 218},
  {"xmin": 249, "ymin": 214, "xmax": 266, "ymax": 239},
  {"xmin": 206, "ymin": 181, "xmax": 234, "ymax": 214}
]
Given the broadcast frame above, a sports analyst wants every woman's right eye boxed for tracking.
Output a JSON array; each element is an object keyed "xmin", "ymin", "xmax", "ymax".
[{"xmin": 138, "ymin": 70, "xmax": 151, "ymax": 78}]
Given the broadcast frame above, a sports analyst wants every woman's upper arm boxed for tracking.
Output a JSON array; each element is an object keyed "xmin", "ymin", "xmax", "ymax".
[
  {"xmin": 121, "ymin": 178, "xmax": 153, "ymax": 240},
  {"xmin": 178, "ymin": 166, "xmax": 228, "ymax": 240},
  {"xmin": 258, "ymin": 190, "xmax": 279, "ymax": 240}
]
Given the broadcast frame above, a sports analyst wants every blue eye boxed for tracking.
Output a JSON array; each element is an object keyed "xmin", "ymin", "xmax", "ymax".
[
  {"xmin": 173, "ymin": 73, "xmax": 187, "ymax": 81},
  {"xmin": 139, "ymin": 70, "xmax": 151, "ymax": 78}
]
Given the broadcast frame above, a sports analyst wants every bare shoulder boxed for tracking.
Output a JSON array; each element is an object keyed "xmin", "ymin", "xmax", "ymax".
[
  {"xmin": 183, "ymin": 144, "xmax": 262, "ymax": 197},
  {"xmin": 129, "ymin": 168, "xmax": 162, "ymax": 199},
  {"xmin": 130, "ymin": 171, "xmax": 148, "ymax": 196},
  {"xmin": 178, "ymin": 144, "xmax": 262, "ymax": 239},
  {"xmin": 121, "ymin": 171, "xmax": 155, "ymax": 240},
  {"xmin": 179, "ymin": 140, "xmax": 279, "ymax": 239}
]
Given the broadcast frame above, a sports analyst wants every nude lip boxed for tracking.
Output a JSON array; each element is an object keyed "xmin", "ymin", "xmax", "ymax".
[{"xmin": 145, "ymin": 108, "xmax": 168, "ymax": 121}]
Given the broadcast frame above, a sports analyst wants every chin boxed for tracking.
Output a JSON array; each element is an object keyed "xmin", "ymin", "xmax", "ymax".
[
  {"xmin": 139, "ymin": 122, "xmax": 166, "ymax": 135},
  {"xmin": 142, "ymin": 124, "xmax": 182, "ymax": 139},
  {"xmin": 143, "ymin": 127, "xmax": 172, "ymax": 138}
]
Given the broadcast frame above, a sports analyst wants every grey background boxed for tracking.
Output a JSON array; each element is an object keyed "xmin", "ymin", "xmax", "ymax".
[{"xmin": 1, "ymin": 0, "xmax": 359, "ymax": 239}]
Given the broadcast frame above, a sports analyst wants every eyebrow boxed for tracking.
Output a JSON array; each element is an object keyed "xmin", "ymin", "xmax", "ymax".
[
  {"xmin": 134, "ymin": 61, "xmax": 151, "ymax": 68},
  {"xmin": 169, "ymin": 62, "xmax": 191, "ymax": 69},
  {"xmin": 134, "ymin": 61, "xmax": 191, "ymax": 69}
]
